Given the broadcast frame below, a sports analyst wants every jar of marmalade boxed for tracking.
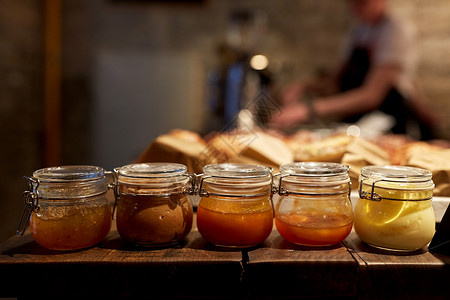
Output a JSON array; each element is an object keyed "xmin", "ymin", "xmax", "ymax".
[
  {"xmin": 275, "ymin": 162, "xmax": 353, "ymax": 246},
  {"xmin": 354, "ymin": 165, "xmax": 435, "ymax": 251},
  {"xmin": 197, "ymin": 163, "xmax": 274, "ymax": 248},
  {"xmin": 114, "ymin": 163, "xmax": 194, "ymax": 247},
  {"xmin": 17, "ymin": 166, "xmax": 112, "ymax": 251}
]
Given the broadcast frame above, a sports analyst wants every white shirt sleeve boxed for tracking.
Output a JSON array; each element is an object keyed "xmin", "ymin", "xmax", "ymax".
[
  {"xmin": 374, "ymin": 19, "xmax": 411, "ymax": 63},
  {"xmin": 372, "ymin": 16, "xmax": 418, "ymax": 95}
]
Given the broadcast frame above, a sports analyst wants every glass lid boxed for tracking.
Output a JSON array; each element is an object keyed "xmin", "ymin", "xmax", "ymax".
[
  {"xmin": 280, "ymin": 162, "xmax": 349, "ymax": 177},
  {"xmin": 361, "ymin": 165, "xmax": 432, "ymax": 182},
  {"xmin": 33, "ymin": 165, "xmax": 105, "ymax": 182},
  {"xmin": 203, "ymin": 163, "xmax": 272, "ymax": 178},
  {"xmin": 116, "ymin": 163, "xmax": 187, "ymax": 178}
]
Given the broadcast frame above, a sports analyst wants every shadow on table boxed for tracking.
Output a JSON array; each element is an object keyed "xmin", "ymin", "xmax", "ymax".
[
  {"xmin": 343, "ymin": 236, "xmax": 428, "ymax": 256},
  {"xmin": 266, "ymin": 234, "xmax": 344, "ymax": 251},
  {"xmin": 98, "ymin": 229, "xmax": 245, "ymax": 253},
  {"xmin": 1, "ymin": 234, "xmax": 92, "ymax": 256}
]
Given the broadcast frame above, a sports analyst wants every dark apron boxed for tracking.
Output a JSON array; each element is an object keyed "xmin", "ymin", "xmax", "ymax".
[{"xmin": 338, "ymin": 47, "xmax": 434, "ymax": 140}]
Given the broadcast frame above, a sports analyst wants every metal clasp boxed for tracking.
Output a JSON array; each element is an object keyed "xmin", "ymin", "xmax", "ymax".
[
  {"xmin": 359, "ymin": 178, "xmax": 382, "ymax": 201},
  {"xmin": 108, "ymin": 170, "xmax": 119, "ymax": 220},
  {"xmin": 182, "ymin": 173, "xmax": 197, "ymax": 195},
  {"xmin": 16, "ymin": 176, "xmax": 39, "ymax": 236},
  {"xmin": 277, "ymin": 174, "xmax": 290, "ymax": 196},
  {"xmin": 197, "ymin": 175, "xmax": 211, "ymax": 197},
  {"xmin": 277, "ymin": 173, "xmax": 352, "ymax": 197},
  {"xmin": 271, "ymin": 172, "xmax": 280, "ymax": 194}
]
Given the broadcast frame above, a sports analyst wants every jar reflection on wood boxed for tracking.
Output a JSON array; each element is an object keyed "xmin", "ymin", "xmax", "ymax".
[
  {"xmin": 354, "ymin": 165, "xmax": 435, "ymax": 251},
  {"xmin": 197, "ymin": 163, "xmax": 274, "ymax": 248},
  {"xmin": 17, "ymin": 166, "xmax": 112, "ymax": 251},
  {"xmin": 114, "ymin": 163, "xmax": 194, "ymax": 247},
  {"xmin": 275, "ymin": 162, "xmax": 353, "ymax": 247}
]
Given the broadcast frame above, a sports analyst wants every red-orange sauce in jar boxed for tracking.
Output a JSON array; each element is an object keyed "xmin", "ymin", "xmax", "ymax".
[
  {"xmin": 275, "ymin": 162, "xmax": 353, "ymax": 246},
  {"xmin": 275, "ymin": 211, "xmax": 352, "ymax": 246},
  {"xmin": 197, "ymin": 163, "xmax": 274, "ymax": 248},
  {"xmin": 18, "ymin": 166, "xmax": 113, "ymax": 251}
]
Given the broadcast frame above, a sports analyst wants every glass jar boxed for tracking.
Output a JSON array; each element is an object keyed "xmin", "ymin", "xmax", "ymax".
[
  {"xmin": 275, "ymin": 162, "xmax": 353, "ymax": 246},
  {"xmin": 114, "ymin": 163, "xmax": 194, "ymax": 247},
  {"xmin": 17, "ymin": 165, "xmax": 112, "ymax": 251},
  {"xmin": 354, "ymin": 165, "xmax": 435, "ymax": 251},
  {"xmin": 197, "ymin": 163, "xmax": 274, "ymax": 248}
]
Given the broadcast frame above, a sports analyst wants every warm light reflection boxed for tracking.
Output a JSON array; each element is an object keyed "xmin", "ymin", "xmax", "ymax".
[
  {"xmin": 347, "ymin": 125, "xmax": 361, "ymax": 137},
  {"xmin": 250, "ymin": 54, "xmax": 269, "ymax": 70}
]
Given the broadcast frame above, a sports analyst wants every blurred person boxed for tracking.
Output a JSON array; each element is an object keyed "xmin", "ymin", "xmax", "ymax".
[{"xmin": 271, "ymin": 0, "xmax": 440, "ymax": 140}]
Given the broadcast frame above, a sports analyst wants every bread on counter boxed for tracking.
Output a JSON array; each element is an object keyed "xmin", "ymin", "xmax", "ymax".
[
  {"xmin": 137, "ymin": 129, "xmax": 293, "ymax": 173},
  {"xmin": 285, "ymin": 133, "xmax": 354, "ymax": 163},
  {"xmin": 135, "ymin": 129, "xmax": 207, "ymax": 174},
  {"xmin": 135, "ymin": 128, "xmax": 450, "ymax": 196}
]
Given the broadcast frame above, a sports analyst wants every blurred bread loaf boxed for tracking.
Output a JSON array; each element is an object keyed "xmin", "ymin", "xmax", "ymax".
[
  {"xmin": 136, "ymin": 129, "xmax": 293, "ymax": 172},
  {"xmin": 136, "ymin": 128, "xmax": 450, "ymax": 196},
  {"xmin": 136, "ymin": 129, "xmax": 207, "ymax": 173},
  {"xmin": 286, "ymin": 133, "xmax": 354, "ymax": 162},
  {"xmin": 206, "ymin": 130, "xmax": 293, "ymax": 170}
]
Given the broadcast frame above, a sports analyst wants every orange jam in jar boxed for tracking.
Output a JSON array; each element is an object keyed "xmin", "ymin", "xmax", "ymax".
[
  {"xmin": 114, "ymin": 163, "xmax": 194, "ymax": 247},
  {"xmin": 275, "ymin": 162, "xmax": 353, "ymax": 246},
  {"xmin": 197, "ymin": 163, "xmax": 274, "ymax": 248},
  {"xmin": 18, "ymin": 166, "xmax": 112, "ymax": 251}
]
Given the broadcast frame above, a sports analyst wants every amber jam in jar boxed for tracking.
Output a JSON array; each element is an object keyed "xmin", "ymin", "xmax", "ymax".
[
  {"xmin": 114, "ymin": 163, "xmax": 194, "ymax": 247},
  {"xmin": 354, "ymin": 165, "xmax": 435, "ymax": 251},
  {"xmin": 197, "ymin": 163, "xmax": 274, "ymax": 248},
  {"xmin": 17, "ymin": 166, "xmax": 112, "ymax": 251},
  {"xmin": 275, "ymin": 162, "xmax": 353, "ymax": 247}
]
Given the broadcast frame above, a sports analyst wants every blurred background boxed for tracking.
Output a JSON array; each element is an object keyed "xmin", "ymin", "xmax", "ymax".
[{"xmin": 1, "ymin": 0, "xmax": 450, "ymax": 241}]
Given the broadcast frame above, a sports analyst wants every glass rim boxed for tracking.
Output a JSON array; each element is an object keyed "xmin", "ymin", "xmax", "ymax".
[
  {"xmin": 203, "ymin": 163, "xmax": 272, "ymax": 178},
  {"xmin": 280, "ymin": 162, "xmax": 349, "ymax": 177},
  {"xmin": 115, "ymin": 162, "xmax": 187, "ymax": 179},
  {"xmin": 33, "ymin": 165, "xmax": 106, "ymax": 182},
  {"xmin": 361, "ymin": 165, "xmax": 432, "ymax": 182}
]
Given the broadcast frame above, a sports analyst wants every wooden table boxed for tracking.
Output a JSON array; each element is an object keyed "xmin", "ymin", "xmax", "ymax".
[{"xmin": 1, "ymin": 220, "xmax": 449, "ymax": 300}]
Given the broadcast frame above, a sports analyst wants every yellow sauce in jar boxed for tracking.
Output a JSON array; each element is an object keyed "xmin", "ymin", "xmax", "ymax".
[{"xmin": 354, "ymin": 175, "xmax": 435, "ymax": 251}]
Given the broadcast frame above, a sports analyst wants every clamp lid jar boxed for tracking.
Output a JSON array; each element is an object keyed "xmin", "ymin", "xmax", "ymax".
[
  {"xmin": 114, "ymin": 163, "xmax": 194, "ymax": 247},
  {"xmin": 275, "ymin": 162, "xmax": 353, "ymax": 246},
  {"xmin": 197, "ymin": 163, "xmax": 274, "ymax": 248},
  {"xmin": 354, "ymin": 165, "xmax": 435, "ymax": 251},
  {"xmin": 17, "ymin": 165, "xmax": 112, "ymax": 251}
]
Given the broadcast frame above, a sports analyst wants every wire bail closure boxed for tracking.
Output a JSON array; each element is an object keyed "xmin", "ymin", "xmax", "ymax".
[
  {"xmin": 359, "ymin": 178, "xmax": 382, "ymax": 202},
  {"xmin": 277, "ymin": 173, "xmax": 352, "ymax": 197},
  {"xmin": 358, "ymin": 177, "xmax": 433, "ymax": 202},
  {"xmin": 182, "ymin": 173, "xmax": 197, "ymax": 196},
  {"xmin": 16, "ymin": 176, "xmax": 40, "ymax": 236},
  {"xmin": 197, "ymin": 173, "xmax": 274, "ymax": 198},
  {"xmin": 197, "ymin": 174, "xmax": 211, "ymax": 197},
  {"xmin": 111, "ymin": 168, "xmax": 196, "ymax": 219}
]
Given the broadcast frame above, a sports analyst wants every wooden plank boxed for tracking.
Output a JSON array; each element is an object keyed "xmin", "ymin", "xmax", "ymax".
[
  {"xmin": 0, "ymin": 222, "xmax": 244, "ymax": 299},
  {"xmin": 246, "ymin": 227, "xmax": 358, "ymax": 299},
  {"xmin": 2, "ymin": 220, "xmax": 449, "ymax": 299},
  {"xmin": 344, "ymin": 231, "xmax": 450, "ymax": 300}
]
